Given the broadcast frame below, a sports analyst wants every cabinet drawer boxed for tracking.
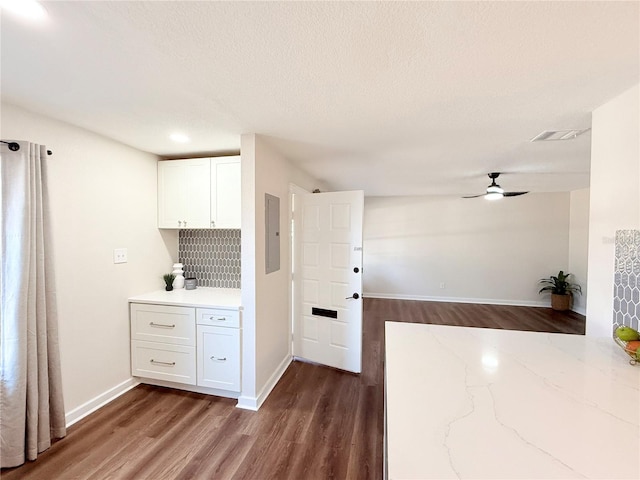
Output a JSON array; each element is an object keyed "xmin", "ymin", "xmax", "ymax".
[
  {"xmin": 131, "ymin": 340, "xmax": 196, "ymax": 385},
  {"xmin": 196, "ymin": 308, "xmax": 240, "ymax": 328},
  {"xmin": 197, "ymin": 325, "xmax": 240, "ymax": 391},
  {"xmin": 131, "ymin": 303, "xmax": 195, "ymax": 346}
]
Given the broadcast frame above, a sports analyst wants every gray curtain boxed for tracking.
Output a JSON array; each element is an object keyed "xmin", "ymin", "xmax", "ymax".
[{"xmin": 1, "ymin": 140, "xmax": 66, "ymax": 468}]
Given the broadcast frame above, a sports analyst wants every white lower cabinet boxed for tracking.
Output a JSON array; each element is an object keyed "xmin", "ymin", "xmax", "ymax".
[
  {"xmin": 197, "ymin": 325, "xmax": 241, "ymax": 391},
  {"xmin": 130, "ymin": 302, "xmax": 241, "ymax": 396}
]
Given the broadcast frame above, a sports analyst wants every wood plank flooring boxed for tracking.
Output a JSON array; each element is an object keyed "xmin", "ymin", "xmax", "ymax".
[{"xmin": 2, "ymin": 299, "xmax": 585, "ymax": 480}]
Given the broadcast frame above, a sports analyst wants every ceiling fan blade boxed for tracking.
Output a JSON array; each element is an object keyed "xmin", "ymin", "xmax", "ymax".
[
  {"xmin": 503, "ymin": 191, "xmax": 529, "ymax": 197},
  {"xmin": 462, "ymin": 194, "xmax": 486, "ymax": 198}
]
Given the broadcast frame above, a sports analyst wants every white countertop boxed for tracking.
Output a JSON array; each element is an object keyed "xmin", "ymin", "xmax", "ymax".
[
  {"xmin": 128, "ymin": 287, "xmax": 241, "ymax": 309},
  {"xmin": 385, "ymin": 322, "xmax": 640, "ymax": 480}
]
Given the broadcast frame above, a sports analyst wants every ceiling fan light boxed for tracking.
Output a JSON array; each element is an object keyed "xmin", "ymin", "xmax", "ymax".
[
  {"xmin": 486, "ymin": 185, "xmax": 504, "ymax": 194},
  {"xmin": 485, "ymin": 192, "xmax": 503, "ymax": 201}
]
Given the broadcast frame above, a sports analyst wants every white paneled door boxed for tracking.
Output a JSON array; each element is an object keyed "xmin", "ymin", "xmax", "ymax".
[{"xmin": 293, "ymin": 191, "xmax": 364, "ymax": 373}]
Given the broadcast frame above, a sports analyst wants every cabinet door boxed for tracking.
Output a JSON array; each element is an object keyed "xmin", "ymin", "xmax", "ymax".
[
  {"xmin": 196, "ymin": 325, "xmax": 240, "ymax": 391},
  {"xmin": 158, "ymin": 160, "xmax": 188, "ymax": 228},
  {"xmin": 158, "ymin": 158, "xmax": 211, "ymax": 229},
  {"xmin": 184, "ymin": 158, "xmax": 211, "ymax": 228},
  {"xmin": 210, "ymin": 156, "xmax": 241, "ymax": 229}
]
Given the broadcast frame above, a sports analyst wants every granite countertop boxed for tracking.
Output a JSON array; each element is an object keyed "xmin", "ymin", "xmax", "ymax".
[
  {"xmin": 385, "ymin": 322, "xmax": 640, "ymax": 480},
  {"xmin": 128, "ymin": 287, "xmax": 241, "ymax": 309}
]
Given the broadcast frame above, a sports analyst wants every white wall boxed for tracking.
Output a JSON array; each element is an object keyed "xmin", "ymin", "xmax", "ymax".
[
  {"xmin": 1, "ymin": 103, "xmax": 177, "ymax": 420},
  {"xmin": 568, "ymin": 188, "xmax": 590, "ymax": 315},
  {"xmin": 239, "ymin": 133, "xmax": 320, "ymax": 409},
  {"xmin": 363, "ymin": 193, "xmax": 571, "ymax": 306},
  {"xmin": 586, "ymin": 84, "xmax": 640, "ymax": 337}
]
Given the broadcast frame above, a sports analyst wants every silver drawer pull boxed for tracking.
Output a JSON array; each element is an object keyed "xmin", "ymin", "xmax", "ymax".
[
  {"xmin": 150, "ymin": 359, "xmax": 175, "ymax": 366},
  {"xmin": 209, "ymin": 316, "xmax": 226, "ymax": 321},
  {"xmin": 149, "ymin": 322, "xmax": 175, "ymax": 328},
  {"xmin": 210, "ymin": 356, "xmax": 227, "ymax": 361}
]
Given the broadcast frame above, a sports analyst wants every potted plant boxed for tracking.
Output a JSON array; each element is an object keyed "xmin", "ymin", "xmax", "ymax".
[
  {"xmin": 163, "ymin": 273, "xmax": 176, "ymax": 291},
  {"xmin": 538, "ymin": 270, "xmax": 582, "ymax": 311}
]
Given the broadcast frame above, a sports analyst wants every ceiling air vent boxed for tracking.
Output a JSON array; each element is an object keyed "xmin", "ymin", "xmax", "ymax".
[{"xmin": 530, "ymin": 129, "xmax": 590, "ymax": 142}]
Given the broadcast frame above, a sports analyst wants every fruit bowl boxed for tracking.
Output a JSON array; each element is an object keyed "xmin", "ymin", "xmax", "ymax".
[{"xmin": 613, "ymin": 326, "xmax": 640, "ymax": 366}]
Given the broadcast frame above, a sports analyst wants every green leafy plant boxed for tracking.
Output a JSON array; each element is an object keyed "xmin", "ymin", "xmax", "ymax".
[
  {"xmin": 163, "ymin": 273, "xmax": 176, "ymax": 287},
  {"xmin": 538, "ymin": 270, "xmax": 582, "ymax": 296}
]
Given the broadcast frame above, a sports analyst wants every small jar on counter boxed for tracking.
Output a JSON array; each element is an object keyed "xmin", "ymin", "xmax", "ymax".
[{"xmin": 185, "ymin": 277, "xmax": 197, "ymax": 290}]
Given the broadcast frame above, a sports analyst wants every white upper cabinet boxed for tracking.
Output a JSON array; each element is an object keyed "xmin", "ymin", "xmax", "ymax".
[
  {"xmin": 210, "ymin": 156, "xmax": 241, "ymax": 229},
  {"xmin": 158, "ymin": 158, "xmax": 211, "ymax": 229},
  {"xmin": 158, "ymin": 156, "xmax": 241, "ymax": 229}
]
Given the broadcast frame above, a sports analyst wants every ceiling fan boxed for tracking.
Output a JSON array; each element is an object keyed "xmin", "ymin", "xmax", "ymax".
[{"xmin": 463, "ymin": 172, "xmax": 529, "ymax": 200}]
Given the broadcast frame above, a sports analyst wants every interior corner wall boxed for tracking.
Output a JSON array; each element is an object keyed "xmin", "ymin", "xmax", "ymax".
[
  {"xmin": 568, "ymin": 188, "xmax": 590, "ymax": 315},
  {"xmin": 240, "ymin": 133, "xmax": 320, "ymax": 407},
  {"xmin": 363, "ymin": 193, "xmax": 570, "ymax": 306},
  {"xmin": 1, "ymin": 103, "xmax": 177, "ymax": 416},
  {"xmin": 586, "ymin": 84, "xmax": 640, "ymax": 337},
  {"xmin": 240, "ymin": 134, "xmax": 257, "ymax": 402}
]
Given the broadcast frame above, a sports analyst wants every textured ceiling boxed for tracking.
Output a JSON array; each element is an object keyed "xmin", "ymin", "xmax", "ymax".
[{"xmin": 1, "ymin": 1, "xmax": 638, "ymax": 196}]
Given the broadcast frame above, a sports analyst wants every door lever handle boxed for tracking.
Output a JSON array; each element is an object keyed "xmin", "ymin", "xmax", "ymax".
[{"xmin": 345, "ymin": 293, "xmax": 360, "ymax": 300}]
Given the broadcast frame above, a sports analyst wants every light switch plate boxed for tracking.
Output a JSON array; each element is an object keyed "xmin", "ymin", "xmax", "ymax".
[{"xmin": 114, "ymin": 248, "xmax": 128, "ymax": 264}]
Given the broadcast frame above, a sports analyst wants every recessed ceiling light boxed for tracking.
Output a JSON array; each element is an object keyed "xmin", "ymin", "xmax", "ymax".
[
  {"xmin": 0, "ymin": 0, "xmax": 48, "ymax": 21},
  {"xmin": 169, "ymin": 133, "xmax": 190, "ymax": 143},
  {"xmin": 530, "ymin": 129, "xmax": 590, "ymax": 142}
]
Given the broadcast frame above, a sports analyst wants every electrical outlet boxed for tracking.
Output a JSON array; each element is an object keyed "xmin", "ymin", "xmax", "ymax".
[
  {"xmin": 439, "ymin": 282, "xmax": 446, "ymax": 289},
  {"xmin": 114, "ymin": 248, "xmax": 128, "ymax": 264}
]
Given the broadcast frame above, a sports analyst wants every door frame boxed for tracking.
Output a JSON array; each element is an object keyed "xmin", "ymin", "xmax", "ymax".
[{"xmin": 289, "ymin": 183, "xmax": 311, "ymax": 358}]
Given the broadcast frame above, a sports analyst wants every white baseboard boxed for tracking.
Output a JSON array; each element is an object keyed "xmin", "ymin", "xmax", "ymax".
[
  {"xmin": 136, "ymin": 378, "xmax": 239, "ymax": 400},
  {"xmin": 237, "ymin": 354, "xmax": 292, "ymax": 411},
  {"xmin": 572, "ymin": 306, "xmax": 587, "ymax": 316},
  {"xmin": 236, "ymin": 397, "xmax": 259, "ymax": 411},
  {"xmin": 364, "ymin": 292, "xmax": 548, "ymax": 308},
  {"xmin": 65, "ymin": 377, "xmax": 139, "ymax": 427}
]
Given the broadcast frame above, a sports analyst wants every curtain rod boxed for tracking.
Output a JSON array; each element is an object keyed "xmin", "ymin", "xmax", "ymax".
[{"xmin": 1, "ymin": 140, "xmax": 52, "ymax": 156}]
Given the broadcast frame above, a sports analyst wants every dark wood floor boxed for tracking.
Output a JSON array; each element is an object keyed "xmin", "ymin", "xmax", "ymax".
[{"xmin": 2, "ymin": 299, "xmax": 585, "ymax": 480}]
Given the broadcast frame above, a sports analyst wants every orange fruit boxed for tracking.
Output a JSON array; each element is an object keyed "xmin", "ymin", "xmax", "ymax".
[{"xmin": 624, "ymin": 340, "xmax": 640, "ymax": 357}]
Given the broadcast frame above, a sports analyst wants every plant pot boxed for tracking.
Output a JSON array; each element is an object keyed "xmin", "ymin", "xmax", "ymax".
[
  {"xmin": 551, "ymin": 293, "xmax": 571, "ymax": 311},
  {"xmin": 165, "ymin": 285, "xmax": 173, "ymax": 291}
]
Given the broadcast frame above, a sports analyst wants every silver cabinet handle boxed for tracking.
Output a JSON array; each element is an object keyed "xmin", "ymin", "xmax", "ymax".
[
  {"xmin": 150, "ymin": 359, "xmax": 175, "ymax": 366},
  {"xmin": 210, "ymin": 356, "xmax": 227, "ymax": 361},
  {"xmin": 211, "ymin": 220, "xmax": 216, "ymax": 227},
  {"xmin": 184, "ymin": 220, "xmax": 187, "ymax": 227},
  {"xmin": 149, "ymin": 322, "xmax": 175, "ymax": 328},
  {"xmin": 178, "ymin": 220, "xmax": 182, "ymax": 227},
  {"xmin": 209, "ymin": 316, "xmax": 226, "ymax": 321}
]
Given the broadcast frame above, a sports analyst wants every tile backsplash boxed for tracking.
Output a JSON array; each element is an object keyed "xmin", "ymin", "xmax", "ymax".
[
  {"xmin": 613, "ymin": 229, "xmax": 640, "ymax": 332},
  {"xmin": 178, "ymin": 229, "xmax": 241, "ymax": 289}
]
